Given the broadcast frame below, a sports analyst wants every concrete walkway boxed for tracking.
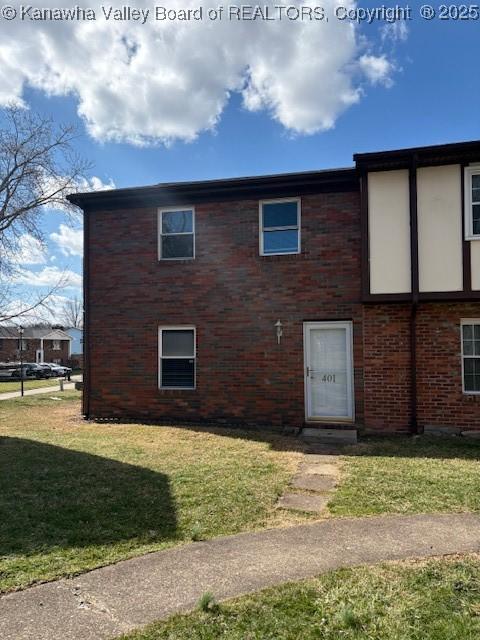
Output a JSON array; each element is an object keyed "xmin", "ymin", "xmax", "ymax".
[
  {"xmin": 0, "ymin": 375, "xmax": 81, "ymax": 400},
  {"xmin": 1, "ymin": 513, "xmax": 479, "ymax": 640},
  {"xmin": 277, "ymin": 452, "xmax": 341, "ymax": 513}
]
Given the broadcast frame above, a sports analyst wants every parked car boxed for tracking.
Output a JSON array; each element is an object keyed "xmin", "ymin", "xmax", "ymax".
[
  {"xmin": 43, "ymin": 363, "xmax": 72, "ymax": 377},
  {"xmin": 0, "ymin": 363, "xmax": 18, "ymax": 379},
  {"xmin": 11, "ymin": 363, "xmax": 50, "ymax": 379},
  {"xmin": 36, "ymin": 363, "xmax": 57, "ymax": 378}
]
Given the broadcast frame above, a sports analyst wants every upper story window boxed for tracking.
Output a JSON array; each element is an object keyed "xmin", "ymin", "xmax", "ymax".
[
  {"xmin": 461, "ymin": 320, "xmax": 480, "ymax": 393},
  {"xmin": 159, "ymin": 208, "xmax": 195, "ymax": 260},
  {"xmin": 52, "ymin": 340, "xmax": 61, "ymax": 350},
  {"xmin": 18, "ymin": 339, "xmax": 27, "ymax": 351},
  {"xmin": 464, "ymin": 167, "xmax": 480, "ymax": 239},
  {"xmin": 259, "ymin": 199, "xmax": 300, "ymax": 256}
]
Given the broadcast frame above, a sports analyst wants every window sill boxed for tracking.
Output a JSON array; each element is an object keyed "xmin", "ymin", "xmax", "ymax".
[
  {"xmin": 258, "ymin": 251, "xmax": 303, "ymax": 260},
  {"xmin": 465, "ymin": 235, "xmax": 480, "ymax": 241},
  {"xmin": 159, "ymin": 257, "xmax": 195, "ymax": 262}
]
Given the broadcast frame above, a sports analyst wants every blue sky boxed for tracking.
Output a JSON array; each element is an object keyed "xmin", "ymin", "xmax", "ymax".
[{"xmin": 1, "ymin": 4, "xmax": 479, "ymax": 321}]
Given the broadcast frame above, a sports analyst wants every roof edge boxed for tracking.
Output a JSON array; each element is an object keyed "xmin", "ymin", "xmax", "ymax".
[
  {"xmin": 66, "ymin": 167, "xmax": 357, "ymax": 210},
  {"xmin": 354, "ymin": 139, "xmax": 480, "ymax": 170}
]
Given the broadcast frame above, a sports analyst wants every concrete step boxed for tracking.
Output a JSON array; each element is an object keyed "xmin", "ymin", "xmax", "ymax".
[
  {"xmin": 277, "ymin": 492, "xmax": 329, "ymax": 513},
  {"xmin": 301, "ymin": 427, "xmax": 357, "ymax": 444},
  {"xmin": 291, "ymin": 474, "xmax": 336, "ymax": 492}
]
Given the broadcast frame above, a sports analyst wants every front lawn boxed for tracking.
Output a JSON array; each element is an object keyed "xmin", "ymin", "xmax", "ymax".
[
  {"xmin": 331, "ymin": 437, "xmax": 480, "ymax": 517},
  {"xmin": 0, "ymin": 393, "xmax": 305, "ymax": 593},
  {"xmin": 2, "ymin": 394, "xmax": 480, "ymax": 595},
  {"xmin": 0, "ymin": 377, "xmax": 66, "ymax": 393},
  {"xmin": 121, "ymin": 554, "xmax": 480, "ymax": 640}
]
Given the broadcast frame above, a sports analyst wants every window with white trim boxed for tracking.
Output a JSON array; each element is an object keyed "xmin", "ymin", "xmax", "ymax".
[
  {"xmin": 462, "ymin": 320, "xmax": 480, "ymax": 393},
  {"xmin": 18, "ymin": 339, "xmax": 27, "ymax": 351},
  {"xmin": 159, "ymin": 208, "xmax": 195, "ymax": 260},
  {"xmin": 52, "ymin": 340, "xmax": 61, "ymax": 350},
  {"xmin": 260, "ymin": 199, "xmax": 300, "ymax": 256},
  {"xmin": 464, "ymin": 167, "xmax": 480, "ymax": 239},
  {"xmin": 159, "ymin": 327, "xmax": 196, "ymax": 389}
]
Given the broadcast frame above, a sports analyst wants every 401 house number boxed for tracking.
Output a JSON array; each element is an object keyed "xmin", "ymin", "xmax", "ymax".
[{"xmin": 321, "ymin": 374, "xmax": 336, "ymax": 383}]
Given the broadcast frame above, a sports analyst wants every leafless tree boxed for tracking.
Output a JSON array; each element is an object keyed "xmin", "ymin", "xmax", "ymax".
[
  {"xmin": 62, "ymin": 295, "xmax": 83, "ymax": 328},
  {"xmin": 0, "ymin": 274, "xmax": 71, "ymax": 324},
  {"xmin": 0, "ymin": 105, "xmax": 90, "ymax": 321}
]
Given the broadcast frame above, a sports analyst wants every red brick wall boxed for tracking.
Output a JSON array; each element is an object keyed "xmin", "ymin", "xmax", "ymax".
[
  {"xmin": 363, "ymin": 304, "xmax": 412, "ymax": 433},
  {"xmin": 363, "ymin": 302, "xmax": 480, "ymax": 433},
  {"xmin": 0, "ymin": 339, "xmax": 70, "ymax": 365},
  {"xmin": 87, "ymin": 192, "xmax": 364, "ymax": 427},
  {"xmin": 417, "ymin": 303, "xmax": 480, "ymax": 431}
]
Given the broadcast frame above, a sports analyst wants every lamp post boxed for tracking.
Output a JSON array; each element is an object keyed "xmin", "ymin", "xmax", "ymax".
[{"xmin": 18, "ymin": 325, "xmax": 24, "ymax": 397}]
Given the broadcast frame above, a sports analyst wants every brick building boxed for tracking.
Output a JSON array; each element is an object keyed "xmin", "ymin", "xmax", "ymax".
[
  {"xmin": 68, "ymin": 140, "xmax": 480, "ymax": 435},
  {"xmin": 0, "ymin": 327, "xmax": 71, "ymax": 365}
]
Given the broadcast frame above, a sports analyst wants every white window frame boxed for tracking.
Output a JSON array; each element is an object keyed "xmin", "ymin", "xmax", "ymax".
[
  {"xmin": 52, "ymin": 339, "xmax": 61, "ymax": 350},
  {"xmin": 18, "ymin": 339, "xmax": 28, "ymax": 351},
  {"xmin": 259, "ymin": 198, "xmax": 301, "ymax": 256},
  {"xmin": 158, "ymin": 326, "xmax": 196, "ymax": 390},
  {"xmin": 464, "ymin": 167, "xmax": 480, "ymax": 240},
  {"xmin": 461, "ymin": 318, "xmax": 480, "ymax": 395},
  {"xmin": 158, "ymin": 207, "xmax": 195, "ymax": 261}
]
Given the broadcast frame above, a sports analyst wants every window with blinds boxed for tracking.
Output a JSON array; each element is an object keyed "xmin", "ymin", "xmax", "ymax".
[{"xmin": 159, "ymin": 327, "xmax": 196, "ymax": 389}]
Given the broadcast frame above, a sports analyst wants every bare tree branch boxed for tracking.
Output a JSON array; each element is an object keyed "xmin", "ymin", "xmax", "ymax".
[
  {"xmin": 62, "ymin": 295, "xmax": 83, "ymax": 328},
  {"xmin": 0, "ymin": 273, "xmax": 70, "ymax": 323},
  {"xmin": 0, "ymin": 105, "xmax": 91, "ymax": 322}
]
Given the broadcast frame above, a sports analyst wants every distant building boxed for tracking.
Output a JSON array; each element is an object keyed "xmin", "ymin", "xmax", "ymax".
[
  {"xmin": 0, "ymin": 326, "xmax": 71, "ymax": 364},
  {"xmin": 66, "ymin": 327, "xmax": 83, "ymax": 355}
]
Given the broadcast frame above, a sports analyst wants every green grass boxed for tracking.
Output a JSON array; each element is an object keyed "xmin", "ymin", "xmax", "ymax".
[
  {"xmin": 0, "ymin": 393, "xmax": 305, "ymax": 593},
  {"xmin": 330, "ymin": 437, "xmax": 480, "ymax": 517},
  {"xmin": 0, "ymin": 377, "xmax": 67, "ymax": 393},
  {"xmin": 2, "ymin": 394, "xmax": 480, "ymax": 596},
  {"xmin": 120, "ymin": 554, "xmax": 480, "ymax": 640}
]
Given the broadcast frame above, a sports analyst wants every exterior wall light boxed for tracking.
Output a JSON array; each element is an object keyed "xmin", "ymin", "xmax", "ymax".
[{"xmin": 275, "ymin": 319, "xmax": 283, "ymax": 345}]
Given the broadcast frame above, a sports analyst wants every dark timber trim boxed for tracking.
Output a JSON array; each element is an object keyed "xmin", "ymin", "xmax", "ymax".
[
  {"xmin": 409, "ymin": 157, "xmax": 419, "ymax": 435},
  {"xmin": 364, "ymin": 290, "xmax": 480, "ymax": 303},
  {"xmin": 355, "ymin": 139, "xmax": 480, "ymax": 172},
  {"xmin": 359, "ymin": 171, "xmax": 370, "ymax": 299},
  {"xmin": 83, "ymin": 210, "xmax": 90, "ymax": 418},
  {"xmin": 409, "ymin": 159, "xmax": 419, "ymax": 301},
  {"xmin": 461, "ymin": 162, "xmax": 472, "ymax": 293}
]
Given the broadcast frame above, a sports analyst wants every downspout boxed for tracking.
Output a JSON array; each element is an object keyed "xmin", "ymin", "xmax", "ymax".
[
  {"xmin": 409, "ymin": 302, "xmax": 418, "ymax": 434},
  {"xmin": 83, "ymin": 208, "xmax": 91, "ymax": 419},
  {"xmin": 409, "ymin": 157, "xmax": 419, "ymax": 434}
]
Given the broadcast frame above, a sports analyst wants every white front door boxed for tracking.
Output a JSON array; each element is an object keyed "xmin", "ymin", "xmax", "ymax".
[
  {"xmin": 36, "ymin": 350, "xmax": 43, "ymax": 363},
  {"xmin": 304, "ymin": 321, "xmax": 354, "ymax": 422}
]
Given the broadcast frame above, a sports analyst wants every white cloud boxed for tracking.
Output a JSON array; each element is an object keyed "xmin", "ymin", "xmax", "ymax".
[
  {"xmin": 359, "ymin": 55, "xmax": 394, "ymax": 87},
  {"xmin": 1, "ymin": 294, "xmax": 73, "ymax": 324},
  {"xmin": 11, "ymin": 234, "xmax": 47, "ymax": 265},
  {"xmin": 50, "ymin": 224, "xmax": 83, "ymax": 257},
  {"xmin": 0, "ymin": 0, "xmax": 395, "ymax": 144},
  {"xmin": 74, "ymin": 176, "xmax": 116, "ymax": 193},
  {"xmin": 0, "ymin": 298, "xmax": 47, "ymax": 324},
  {"xmin": 41, "ymin": 174, "xmax": 116, "ymax": 214},
  {"xmin": 12, "ymin": 266, "xmax": 82, "ymax": 289},
  {"xmin": 381, "ymin": 22, "xmax": 409, "ymax": 43}
]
